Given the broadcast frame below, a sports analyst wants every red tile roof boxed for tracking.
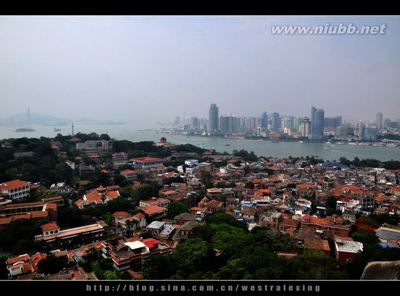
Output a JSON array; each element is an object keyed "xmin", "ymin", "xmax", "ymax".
[
  {"xmin": 297, "ymin": 184, "xmax": 315, "ymax": 190},
  {"xmin": 106, "ymin": 191, "xmax": 120, "ymax": 199},
  {"xmin": 85, "ymin": 191, "xmax": 103, "ymax": 202},
  {"xmin": 113, "ymin": 211, "xmax": 131, "ymax": 218},
  {"xmin": 31, "ymin": 252, "xmax": 47, "ymax": 272},
  {"xmin": 0, "ymin": 180, "xmax": 30, "ymax": 190},
  {"xmin": 7, "ymin": 254, "xmax": 30, "ymax": 265},
  {"xmin": 121, "ymin": 169, "xmax": 136, "ymax": 175},
  {"xmin": 41, "ymin": 223, "xmax": 60, "ymax": 232},
  {"xmin": 131, "ymin": 157, "xmax": 163, "ymax": 163},
  {"xmin": 42, "ymin": 196, "xmax": 63, "ymax": 203},
  {"xmin": 139, "ymin": 205, "xmax": 167, "ymax": 216},
  {"xmin": 142, "ymin": 238, "xmax": 159, "ymax": 249},
  {"xmin": 134, "ymin": 212, "xmax": 145, "ymax": 219}
]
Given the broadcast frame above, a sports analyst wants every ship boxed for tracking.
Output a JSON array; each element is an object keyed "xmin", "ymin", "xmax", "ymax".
[{"xmin": 15, "ymin": 127, "xmax": 35, "ymax": 132}]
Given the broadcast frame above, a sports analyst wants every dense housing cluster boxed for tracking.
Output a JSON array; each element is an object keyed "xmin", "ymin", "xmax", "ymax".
[{"xmin": 0, "ymin": 133, "xmax": 399, "ymax": 280}]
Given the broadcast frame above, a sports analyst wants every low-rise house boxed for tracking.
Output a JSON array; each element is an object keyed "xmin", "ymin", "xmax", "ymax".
[
  {"xmin": 334, "ymin": 237, "xmax": 363, "ymax": 263},
  {"xmin": 206, "ymin": 188, "xmax": 223, "ymax": 199},
  {"xmin": 104, "ymin": 237, "xmax": 171, "ymax": 271},
  {"xmin": 131, "ymin": 157, "xmax": 164, "ymax": 169},
  {"xmin": 172, "ymin": 221, "xmax": 199, "ymax": 241},
  {"xmin": 206, "ymin": 199, "xmax": 224, "ymax": 214},
  {"xmin": 145, "ymin": 221, "xmax": 174, "ymax": 238},
  {"xmin": 304, "ymin": 236, "xmax": 330, "ymax": 255},
  {"xmin": 190, "ymin": 207, "xmax": 207, "ymax": 221},
  {"xmin": 47, "ymin": 266, "xmax": 96, "ymax": 280},
  {"xmin": 75, "ymin": 186, "xmax": 120, "ymax": 209},
  {"xmin": 300, "ymin": 215, "xmax": 350, "ymax": 238},
  {"xmin": 173, "ymin": 212, "xmax": 196, "ymax": 225},
  {"xmin": 120, "ymin": 169, "xmax": 137, "ymax": 181},
  {"xmin": 0, "ymin": 211, "xmax": 50, "ymax": 229},
  {"xmin": 280, "ymin": 218, "xmax": 301, "ymax": 237},
  {"xmin": 240, "ymin": 207, "xmax": 257, "ymax": 223},
  {"xmin": 0, "ymin": 179, "xmax": 31, "ymax": 201},
  {"xmin": 112, "ymin": 152, "xmax": 128, "ymax": 167},
  {"xmin": 6, "ymin": 252, "xmax": 46, "ymax": 278},
  {"xmin": 139, "ymin": 197, "xmax": 170, "ymax": 208},
  {"xmin": 35, "ymin": 222, "xmax": 107, "ymax": 247},
  {"xmin": 139, "ymin": 205, "xmax": 167, "ymax": 220}
]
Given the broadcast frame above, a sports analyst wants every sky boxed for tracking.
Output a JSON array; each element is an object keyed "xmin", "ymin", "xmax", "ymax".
[{"xmin": 0, "ymin": 16, "xmax": 399, "ymax": 127}]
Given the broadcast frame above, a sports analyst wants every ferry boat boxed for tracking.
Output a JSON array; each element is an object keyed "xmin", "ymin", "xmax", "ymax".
[{"xmin": 15, "ymin": 127, "xmax": 35, "ymax": 132}]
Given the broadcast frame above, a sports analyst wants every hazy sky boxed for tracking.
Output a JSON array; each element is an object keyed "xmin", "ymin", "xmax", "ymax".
[{"xmin": 0, "ymin": 16, "xmax": 399, "ymax": 126}]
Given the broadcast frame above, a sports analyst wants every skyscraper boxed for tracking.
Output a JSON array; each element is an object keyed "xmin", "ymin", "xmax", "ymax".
[
  {"xmin": 311, "ymin": 107, "xmax": 324, "ymax": 140},
  {"xmin": 208, "ymin": 104, "xmax": 219, "ymax": 134},
  {"xmin": 271, "ymin": 112, "xmax": 280, "ymax": 132},
  {"xmin": 376, "ymin": 112, "xmax": 383, "ymax": 130},
  {"xmin": 261, "ymin": 112, "xmax": 268, "ymax": 129},
  {"xmin": 324, "ymin": 116, "xmax": 342, "ymax": 129},
  {"xmin": 299, "ymin": 117, "xmax": 311, "ymax": 138}
]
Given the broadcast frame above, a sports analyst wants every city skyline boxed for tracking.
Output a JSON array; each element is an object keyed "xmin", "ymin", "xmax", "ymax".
[
  {"xmin": 0, "ymin": 16, "xmax": 399, "ymax": 126},
  {"xmin": 174, "ymin": 103, "xmax": 390, "ymax": 127}
]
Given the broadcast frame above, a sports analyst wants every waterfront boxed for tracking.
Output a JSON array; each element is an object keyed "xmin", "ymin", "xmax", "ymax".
[{"xmin": 1, "ymin": 124, "xmax": 399, "ymax": 161}]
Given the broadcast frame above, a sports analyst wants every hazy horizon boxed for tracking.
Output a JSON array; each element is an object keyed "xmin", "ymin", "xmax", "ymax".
[{"xmin": 1, "ymin": 16, "xmax": 399, "ymax": 126}]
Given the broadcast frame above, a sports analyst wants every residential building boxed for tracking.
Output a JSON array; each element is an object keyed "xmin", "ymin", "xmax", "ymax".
[
  {"xmin": 0, "ymin": 179, "xmax": 31, "ymax": 201},
  {"xmin": 334, "ymin": 237, "xmax": 363, "ymax": 263},
  {"xmin": 131, "ymin": 157, "xmax": 164, "ymax": 169},
  {"xmin": 208, "ymin": 103, "xmax": 219, "ymax": 134},
  {"xmin": 311, "ymin": 106, "xmax": 324, "ymax": 140}
]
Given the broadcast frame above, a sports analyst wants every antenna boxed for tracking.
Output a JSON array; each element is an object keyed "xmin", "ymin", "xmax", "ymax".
[{"xmin": 72, "ymin": 122, "xmax": 74, "ymax": 136}]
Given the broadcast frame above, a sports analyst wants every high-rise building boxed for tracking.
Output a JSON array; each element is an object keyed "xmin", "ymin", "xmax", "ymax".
[
  {"xmin": 364, "ymin": 127, "xmax": 377, "ymax": 141},
  {"xmin": 357, "ymin": 123, "xmax": 366, "ymax": 140},
  {"xmin": 311, "ymin": 107, "xmax": 324, "ymax": 140},
  {"xmin": 383, "ymin": 118, "xmax": 391, "ymax": 129},
  {"xmin": 376, "ymin": 112, "xmax": 383, "ymax": 130},
  {"xmin": 260, "ymin": 112, "xmax": 268, "ymax": 129},
  {"xmin": 219, "ymin": 116, "xmax": 230, "ymax": 134},
  {"xmin": 271, "ymin": 113, "xmax": 280, "ymax": 132},
  {"xmin": 299, "ymin": 117, "xmax": 311, "ymax": 138},
  {"xmin": 174, "ymin": 116, "xmax": 181, "ymax": 127},
  {"xmin": 324, "ymin": 116, "xmax": 342, "ymax": 129},
  {"xmin": 282, "ymin": 116, "xmax": 294, "ymax": 130},
  {"xmin": 292, "ymin": 117, "xmax": 301, "ymax": 131},
  {"xmin": 336, "ymin": 124, "xmax": 354, "ymax": 138},
  {"xmin": 190, "ymin": 117, "xmax": 200, "ymax": 130},
  {"xmin": 208, "ymin": 104, "xmax": 219, "ymax": 134},
  {"xmin": 220, "ymin": 116, "xmax": 240, "ymax": 134}
]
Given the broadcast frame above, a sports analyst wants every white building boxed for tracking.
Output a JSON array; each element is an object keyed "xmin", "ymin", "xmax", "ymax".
[{"xmin": 0, "ymin": 180, "xmax": 31, "ymax": 201}]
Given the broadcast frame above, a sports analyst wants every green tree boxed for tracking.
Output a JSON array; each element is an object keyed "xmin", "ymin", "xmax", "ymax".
[
  {"xmin": 104, "ymin": 270, "xmax": 119, "ymax": 279},
  {"xmin": 166, "ymin": 202, "xmax": 188, "ymax": 219},
  {"xmin": 133, "ymin": 183, "xmax": 160, "ymax": 202},
  {"xmin": 286, "ymin": 250, "xmax": 347, "ymax": 279},
  {"xmin": 37, "ymin": 255, "xmax": 68, "ymax": 274},
  {"xmin": 326, "ymin": 196, "xmax": 338, "ymax": 216}
]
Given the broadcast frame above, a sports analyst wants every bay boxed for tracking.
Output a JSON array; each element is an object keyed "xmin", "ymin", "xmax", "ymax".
[{"xmin": 0, "ymin": 123, "xmax": 399, "ymax": 161}]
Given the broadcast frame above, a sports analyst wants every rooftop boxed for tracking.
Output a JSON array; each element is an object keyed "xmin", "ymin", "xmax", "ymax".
[
  {"xmin": 131, "ymin": 157, "xmax": 163, "ymax": 163},
  {"xmin": 335, "ymin": 238, "xmax": 363, "ymax": 253},
  {"xmin": 0, "ymin": 180, "xmax": 30, "ymax": 190}
]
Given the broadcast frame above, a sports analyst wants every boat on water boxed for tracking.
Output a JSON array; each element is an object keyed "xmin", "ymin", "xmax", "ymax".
[{"xmin": 15, "ymin": 127, "xmax": 35, "ymax": 132}]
